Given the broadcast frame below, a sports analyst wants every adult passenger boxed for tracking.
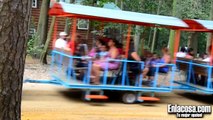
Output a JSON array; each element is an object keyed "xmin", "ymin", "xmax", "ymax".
[
  {"xmin": 185, "ymin": 48, "xmax": 194, "ymax": 59},
  {"xmin": 203, "ymin": 45, "xmax": 212, "ymax": 62},
  {"xmin": 143, "ymin": 47, "xmax": 171, "ymax": 86},
  {"xmin": 91, "ymin": 38, "xmax": 120, "ymax": 84},
  {"xmin": 54, "ymin": 32, "xmax": 68, "ymax": 49},
  {"xmin": 176, "ymin": 46, "xmax": 186, "ymax": 57}
]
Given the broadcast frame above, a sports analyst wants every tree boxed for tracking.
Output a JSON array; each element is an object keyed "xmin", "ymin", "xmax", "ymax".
[
  {"xmin": 206, "ymin": 0, "xmax": 213, "ymax": 52},
  {"xmin": 168, "ymin": 0, "xmax": 177, "ymax": 56},
  {"xmin": 40, "ymin": 0, "xmax": 59, "ymax": 64},
  {"xmin": 34, "ymin": 0, "xmax": 51, "ymax": 47},
  {"xmin": 64, "ymin": 0, "xmax": 75, "ymax": 33},
  {"xmin": 40, "ymin": 17, "xmax": 57, "ymax": 64},
  {"xmin": 0, "ymin": 0, "xmax": 31, "ymax": 120},
  {"xmin": 151, "ymin": 0, "xmax": 162, "ymax": 52},
  {"xmin": 177, "ymin": 0, "xmax": 211, "ymax": 55}
]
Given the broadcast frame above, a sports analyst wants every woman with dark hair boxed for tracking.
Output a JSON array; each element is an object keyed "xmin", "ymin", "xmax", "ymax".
[
  {"xmin": 91, "ymin": 38, "xmax": 120, "ymax": 84},
  {"xmin": 185, "ymin": 48, "xmax": 194, "ymax": 59},
  {"xmin": 88, "ymin": 37, "xmax": 106, "ymax": 58}
]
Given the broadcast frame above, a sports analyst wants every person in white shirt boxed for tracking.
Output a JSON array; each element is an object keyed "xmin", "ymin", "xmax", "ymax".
[
  {"xmin": 176, "ymin": 47, "xmax": 186, "ymax": 57},
  {"xmin": 203, "ymin": 45, "xmax": 212, "ymax": 62},
  {"xmin": 55, "ymin": 32, "xmax": 68, "ymax": 49}
]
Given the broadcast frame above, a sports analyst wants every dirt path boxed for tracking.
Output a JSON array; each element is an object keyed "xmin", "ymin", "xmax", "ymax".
[
  {"xmin": 22, "ymin": 83, "xmax": 213, "ymax": 120},
  {"xmin": 22, "ymin": 57, "xmax": 213, "ymax": 120}
]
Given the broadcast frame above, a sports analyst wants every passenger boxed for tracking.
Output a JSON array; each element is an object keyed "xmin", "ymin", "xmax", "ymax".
[
  {"xmin": 54, "ymin": 32, "xmax": 68, "ymax": 49},
  {"xmin": 150, "ymin": 53, "xmax": 160, "ymax": 66},
  {"xmin": 142, "ymin": 52, "xmax": 158, "ymax": 78},
  {"xmin": 74, "ymin": 35, "xmax": 84, "ymax": 56},
  {"xmin": 196, "ymin": 45, "xmax": 213, "ymax": 86},
  {"xmin": 202, "ymin": 53, "xmax": 208, "ymax": 60},
  {"xmin": 127, "ymin": 39, "xmax": 141, "ymax": 61},
  {"xmin": 176, "ymin": 46, "xmax": 186, "ymax": 57},
  {"xmin": 185, "ymin": 48, "xmax": 194, "ymax": 59},
  {"xmin": 88, "ymin": 38, "xmax": 105, "ymax": 58},
  {"xmin": 65, "ymin": 34, "xmax": 82, "ymax": 54},
  {"xmin": 143, "ymin": 47, "xmax": 171, "ymax": 86},
  {"xmin": 91, "ymin": 38, "xmax": 120, "ymax": 84},
  {"xmin": 141, "ymin": 49, "xmax": 153, "ymax": 62},
  {"xmin": 117, "ymin": 43, "xmax": 125, "ymax": 56},
  {"xmin": 96, "ymin": 42, "xmax": 109, "ymax": 60},
  {"xmin": 203, "ymin": 45, "xmax": 212, "ymax": 62},
  {"xmin": 126, "ymin": 40, "xmax": 142, "ymax": 82}
]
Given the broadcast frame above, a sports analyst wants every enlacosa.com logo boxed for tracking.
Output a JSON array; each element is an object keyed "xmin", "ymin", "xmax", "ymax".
[{"xmin": 167, "ymin": 104, "xmax": 212, "ymax": 118}]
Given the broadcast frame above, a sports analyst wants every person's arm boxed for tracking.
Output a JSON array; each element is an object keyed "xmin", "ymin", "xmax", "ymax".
[
  {"xmin": 131, "ymin": 52, "xmax": 141, "ymax": 61},
  {"xmin": 54, "ymin": 40, "xmax": 60, "ymax": 48},
  {"xmin": 154, "ymin": 56, "xmax": 171, "ymax": 67},
  {"xmin": 187, "ymin": 55, "xmax": 194, "ymax": 59},
  {"xmin": 64, "ymin": 45, "xmax": 72, "ymax": 51},
  {"xmin": 110, "ymin": 49, "xmax": 119, "ymax": 59}
]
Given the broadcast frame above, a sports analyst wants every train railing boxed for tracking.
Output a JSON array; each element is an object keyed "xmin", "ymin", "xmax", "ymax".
[
  {"xmin": 50, "ymin": 50, "xmax": 176, "ymax": 92},
  {"xmin": 175, "ymin": 59, "xmax": 213, "ymax": 94}
]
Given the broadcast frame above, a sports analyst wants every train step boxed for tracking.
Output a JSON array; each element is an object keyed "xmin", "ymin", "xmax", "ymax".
[
  {"xmin": 85, "ymin": 95, "xmax": 108, "ymax": 100},
  {"xmin": 139, "ymin": 96, "xmax": 160, "ymax": 101}
]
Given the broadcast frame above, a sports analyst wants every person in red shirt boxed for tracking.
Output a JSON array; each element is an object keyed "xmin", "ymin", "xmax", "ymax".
[{"xmin": 65, "ymin": 34, "xmax": 82, "ymax": 55}]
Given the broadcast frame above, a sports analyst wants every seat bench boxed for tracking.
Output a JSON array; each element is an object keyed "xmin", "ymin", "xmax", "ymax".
[{"xmin": 176, "ymin": 57, "xmax": 212, "ymax": 77}]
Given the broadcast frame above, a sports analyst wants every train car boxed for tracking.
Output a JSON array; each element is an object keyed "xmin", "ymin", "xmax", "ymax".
[
  {"xmin": 174, "ymin": 19, "xmax": 213, "ymax": 95},
  {"xmin": 25, "ymin": 2, "xmax": 189, "ymax": 103}
]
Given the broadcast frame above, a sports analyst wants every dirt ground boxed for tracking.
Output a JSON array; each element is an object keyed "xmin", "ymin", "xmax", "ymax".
[{"xmin": 22, "ymin": 57, "xmax": 213, "ymax": 120}]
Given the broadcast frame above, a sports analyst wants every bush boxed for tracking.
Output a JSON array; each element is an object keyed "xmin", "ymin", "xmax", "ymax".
[{"xmin": 27, "ymin": 34, "xmax": 44, "ymax": 58}]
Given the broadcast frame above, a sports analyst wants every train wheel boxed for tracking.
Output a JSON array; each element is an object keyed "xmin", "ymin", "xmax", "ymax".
[{"xmin": 122, "ymin": 92, "xmax": 136, "ymax": 104}]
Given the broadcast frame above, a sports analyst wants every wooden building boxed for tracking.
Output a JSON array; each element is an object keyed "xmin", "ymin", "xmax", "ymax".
[{"xmin": 30, "ymin": 0, "xmax": 93, "ymax": 48}]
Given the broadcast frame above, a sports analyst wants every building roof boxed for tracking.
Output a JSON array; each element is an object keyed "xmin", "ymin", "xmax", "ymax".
[{"xmin": 49, "ymin": 2, "xmax": 188, "ymax": 29}]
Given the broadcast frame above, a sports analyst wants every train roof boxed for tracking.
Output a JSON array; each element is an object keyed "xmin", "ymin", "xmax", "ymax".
[
  {"xmin": 183, "ymin": 19, "xmax": 213, "ymax": 32},
  {"xmin": 49, "ymin": 2, "xmax": 188, "ymax": 29}
]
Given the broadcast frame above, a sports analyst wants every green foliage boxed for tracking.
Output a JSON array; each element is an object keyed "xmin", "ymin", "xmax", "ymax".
[
  {"xmin": 82, "ymin": 0, "xmax": 212, "ymax": 55},
  {"xmin": 27, "ymin": 34, "xmax": 44, "ymax": 58},
  {"xmin": 176, "ymin": 0, "xmax": 211, "ymax": 19},
  {"xmin": 197, "ymin": 33, "xmax": 208, "ymax": 53}
]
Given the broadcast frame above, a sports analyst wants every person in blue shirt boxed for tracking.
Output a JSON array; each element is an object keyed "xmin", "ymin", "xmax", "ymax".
[{"xmin": 143, "ymin": 47, "xmax": 171, "ymax": 86}]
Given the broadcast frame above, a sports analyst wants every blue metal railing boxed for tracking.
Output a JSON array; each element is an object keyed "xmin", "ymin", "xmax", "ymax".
[
  {"xmin": 176, "ymin": 59, "xmax": 213, "ymax": 93},
  {"xmin": 50, "ymin": 50, "xmax": 176, "ymax": 91}
]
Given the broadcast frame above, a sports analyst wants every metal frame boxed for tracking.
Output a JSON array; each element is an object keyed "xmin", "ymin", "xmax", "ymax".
[
  {"xmin": 25, "ymin": 50, "xmax": 176, "ymax": 94},
  {"xmin": 175, "ymin": 59, "xmax": 213, "ymax": 94}
]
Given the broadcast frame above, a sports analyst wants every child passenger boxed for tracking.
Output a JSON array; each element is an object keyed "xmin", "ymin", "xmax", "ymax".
[
  {"xmin": 96, "ymin": 43, "xmax": 109, "ymax": 60},
  {"xmin": 142, "ymin": 53, "xmax": 159, "ymax": 78}
]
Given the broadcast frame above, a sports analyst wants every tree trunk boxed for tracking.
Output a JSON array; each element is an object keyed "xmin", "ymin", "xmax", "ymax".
[
  {"xmin": 151, "ymin": 0, "xmax": 161, "ymax": 52},
  {"xmin": 139, "ymin": 28, "xmax": 148, "ymax": 56},
  {"xmin": 64, "ymin": 0, "xmax": 75, "ymax": 34},
  {"xmin": 34, "ymin": 0, "xmax": 50, "ymax": 47},
  {"xmin": 40, "ymin": 17, "xmax": 56, "ymax": 64},
  {"xmin": 188, "ymin": 32, "xmax": 198, "ymax": 55},
  {"xmin": 168, "ymin": 0, "xmax": 177, "ymax": 55},
  {"xmin": 134, "ymin": 25, "xmax": 141, "ymax": 52},
  {"xmin": 119, "ymin": 0, "xmax": 124, "ymax": 41},
  {"xmin": 151, "ymin": 28, "xmax": 158, "ymax": 52},
  {"xmin": 115, "ymin": 0, "xmax": 118, "ymax": 5},
  {"xmin": 0, "ymin": 0, "xmax": 31, "ymax": 120},
  {"xmin": 64, "ymin": 18, "xmax": 71, "ymax": 34},
  {"xmin": 40, "ymin": 0, "xmax": 59, "ymax": 64},
  {"xmin": 206, "ymin": 0, "xmax": 213, "ymax": 52},
  {"xmin": 148, "ymin": 29, "xmax": 153, "ymax": 48}
]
